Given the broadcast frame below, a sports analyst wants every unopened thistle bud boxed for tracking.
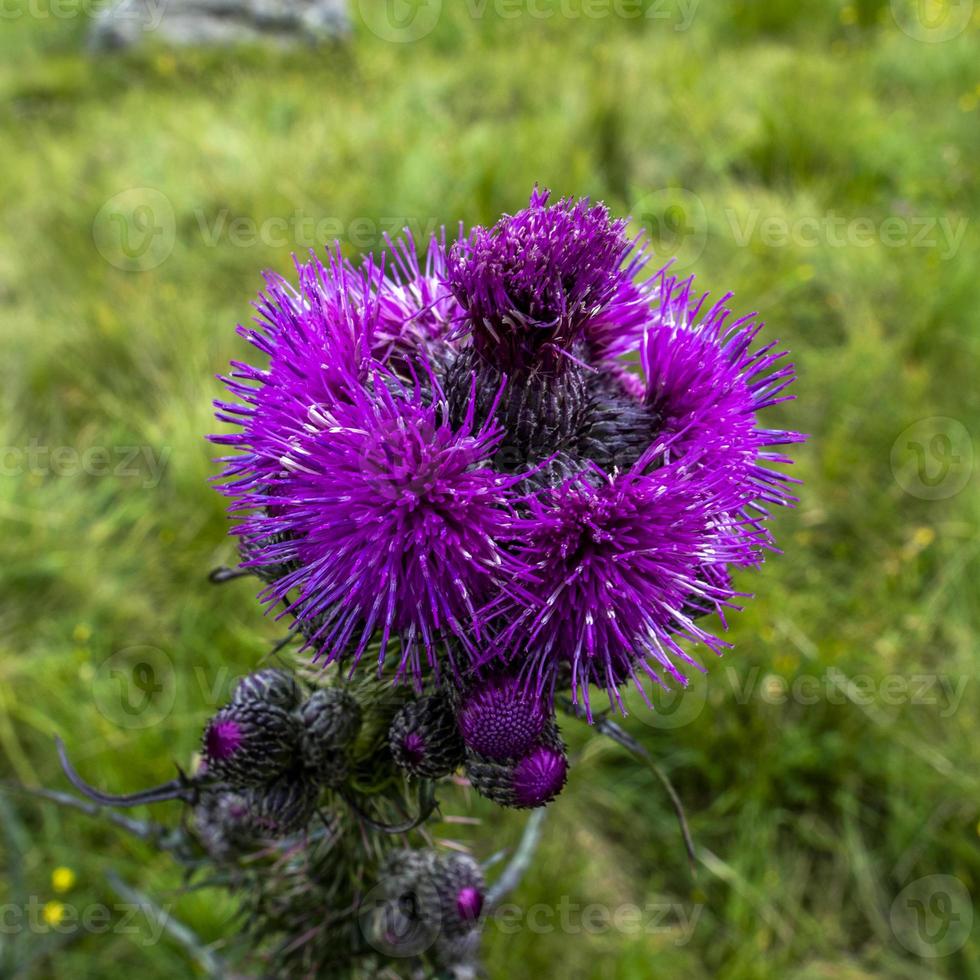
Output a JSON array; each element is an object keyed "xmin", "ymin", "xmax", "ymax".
[
  {"xmin": 428, "ymin": 850, "xmax": 485, "ymax": 969},
  {"xmin": 232, "ymin": 668, "xmax": 303, "ymax": 710},
  {"xmin": 298, "ymin": 689, "xmax": 362, "ymax": 788},
  {"xmin": 465, "ymin": 733, "xmax": 568, "ymax": 809},
  {"xmin": 456, "ymin": 675, "xmax": 548, "ymax": 762},
  {"xmin": 202, "ymin": 700, "xmax": 298, "ymax": 788},
  {"xmin": 193, "ymin": 790, "xmax": 257, "ymax": 860},
  {"xmin": 247, "ymin": 771, "xmax": 321, "ymax": 837},
  {"xmin": 299, "ymin": 688, "xmax": 362, "ymax": 749},
  {"xmin": 374, "ymin": 849, "xmax": 485, "ymax": 967},
  {"xmin": 389, "ymin": 695, "xmax": 465, "ymax": 779}
]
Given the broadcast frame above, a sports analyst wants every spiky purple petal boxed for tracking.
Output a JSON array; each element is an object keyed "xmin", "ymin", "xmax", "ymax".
[
  {"xmin": 641, "ymin": 273, "xmax": 805, "ymax": 527},
  {"xmin": 448, "ymin": 188, "xmax": 647, "ymax": 373},
  {"xmin": 485, "ymin": 447, "xmax": 758, "ymax": 718}
]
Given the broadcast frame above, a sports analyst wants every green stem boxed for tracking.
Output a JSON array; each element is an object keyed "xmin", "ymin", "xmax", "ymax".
[{"xmin": 558, "ymin": 697, "xmax": 697, "ymax": 876}]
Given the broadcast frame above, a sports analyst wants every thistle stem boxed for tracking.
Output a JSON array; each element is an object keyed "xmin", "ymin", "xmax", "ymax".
[
  {"xmin": 486, "ymin": 809, "xmax": 546, "ymax": 907},
  {"xmin": 3, "ymin": 782, "xmax": 172, "ymax": 845},
  {"xmin": 106, "ymin": 872, "xmax": 229, "ymax": 977},
  {"xmin": 56, "ymin": 737, "xmax": 200, "ymax": 808},
  {"xmin": 208, "ymin": 566, "xmax": 254, "ymax": 584},
  {"xmin": 558, "ymin": 698, "xmax": 697, "ymax": 876}
]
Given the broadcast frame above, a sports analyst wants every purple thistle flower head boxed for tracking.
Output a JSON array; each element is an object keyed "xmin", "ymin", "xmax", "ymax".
[
  {"xmin": 512, "ymin": 744, "xmax": 568, "ymax": 808},
  {"xmin": 464, "ymin": 736, "xmax": 568, "ymax": 809},
  {"xmin": 213, "ymin": 249, "xmax": 374, "ymax": 465},
  {"xmin": 640, "ymin": 274, "xmax": 805, "ymax": 517},
  {"xmin": 212, "ymin": 189, "xmax": 803, "ymax": 728},
  {"xmin": 218, "ymin": 356, "xmax": 525, "ymax": 685},
  {"xmin": 487, "ymin": 452, "xmax": 757, "ymax": 718},
  {"xmin": 448, "ymin": 188, "xmax": 644, "ymax": 373},
  {"xmin": 370, "ymin": 230, "xmax": 462, "ymax": 362},
  {"xmin": 275, "ymin": 369, "xmax": 523, "ymax": 681},
  {"xmin": 457, "ymin": 674, "xmax": 548, "ymax": 761},
  {"xmin": 213, "ymin": 233, "xmax": 457, "ymax": 516}
]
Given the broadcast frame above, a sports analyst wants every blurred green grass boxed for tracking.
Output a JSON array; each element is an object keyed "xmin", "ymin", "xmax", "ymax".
[{"xmin": 1, "ymin": 1, "xmax": 978, "ymax": 977}]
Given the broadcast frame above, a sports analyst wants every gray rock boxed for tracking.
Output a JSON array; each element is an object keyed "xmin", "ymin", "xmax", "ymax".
[{"xmin": 88, "ymin": 0, "xmax": 349, "ymax": 50}]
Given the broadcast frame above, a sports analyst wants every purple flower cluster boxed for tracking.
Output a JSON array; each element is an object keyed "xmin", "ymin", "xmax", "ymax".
[{"xmin": 212, "ymin": 189, "xmax": 802, "ymax": 776}]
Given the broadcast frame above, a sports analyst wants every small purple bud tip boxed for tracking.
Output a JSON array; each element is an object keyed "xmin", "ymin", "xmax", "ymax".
[
  {"xmin": 399, "ymin": 731, "xmax": 427, "ymax": 766},
  {"xmin": 458, "ymin": 676, "xmax": 547, "ymax": 761},
  {"xmin": 512, "ymin": 745, "xmax": 567, "ymax": 808},
  {"xmin": 205, "ymin": 719, "xmax": 243, "ymax": 760},
  {"xmin": 455, "ymin": 886, "xmax": 484, "ymax": 922}
]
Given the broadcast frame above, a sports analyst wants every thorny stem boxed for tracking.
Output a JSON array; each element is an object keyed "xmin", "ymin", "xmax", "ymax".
[
  {"xmin": 55, "ymin": 737, "xmax": 202, "ymax": 808},
  {"xmin": 485, "ymin": 809, "xmax": 547, "ymax": 908},
  {"xmin": 208, "ymin": 566, "xmax": 254, "ymax": 584},
  {"xmin": 2, "ymin": 782, "xmax": 186, "ymax": 852},
  {"xmin": 106, "ymin": 872, "xmax": 231, "ymax": 978},
  {"xmin": 559, "ymin": 697, "xmax": 697, "ymax": 876}
]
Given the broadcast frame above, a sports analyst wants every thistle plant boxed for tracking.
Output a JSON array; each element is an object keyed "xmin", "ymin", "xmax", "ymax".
[{"xmin": 48, "ymin": 188, "xmax": 801, "ymax": 977}]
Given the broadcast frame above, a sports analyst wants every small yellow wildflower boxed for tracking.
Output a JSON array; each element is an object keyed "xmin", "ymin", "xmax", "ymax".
[
  {"xmin": 42, "ymin": 901, "xmax": 66, "ymax": 927},
  {"xmin": 52, "ymin": 867, "xmax": 76, "ymax": 894}
]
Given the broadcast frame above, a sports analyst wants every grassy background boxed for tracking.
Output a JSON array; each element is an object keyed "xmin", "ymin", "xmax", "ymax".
[{"xmin": 1, "ymin": 1, "xmax": 978, "ymax": 977}]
